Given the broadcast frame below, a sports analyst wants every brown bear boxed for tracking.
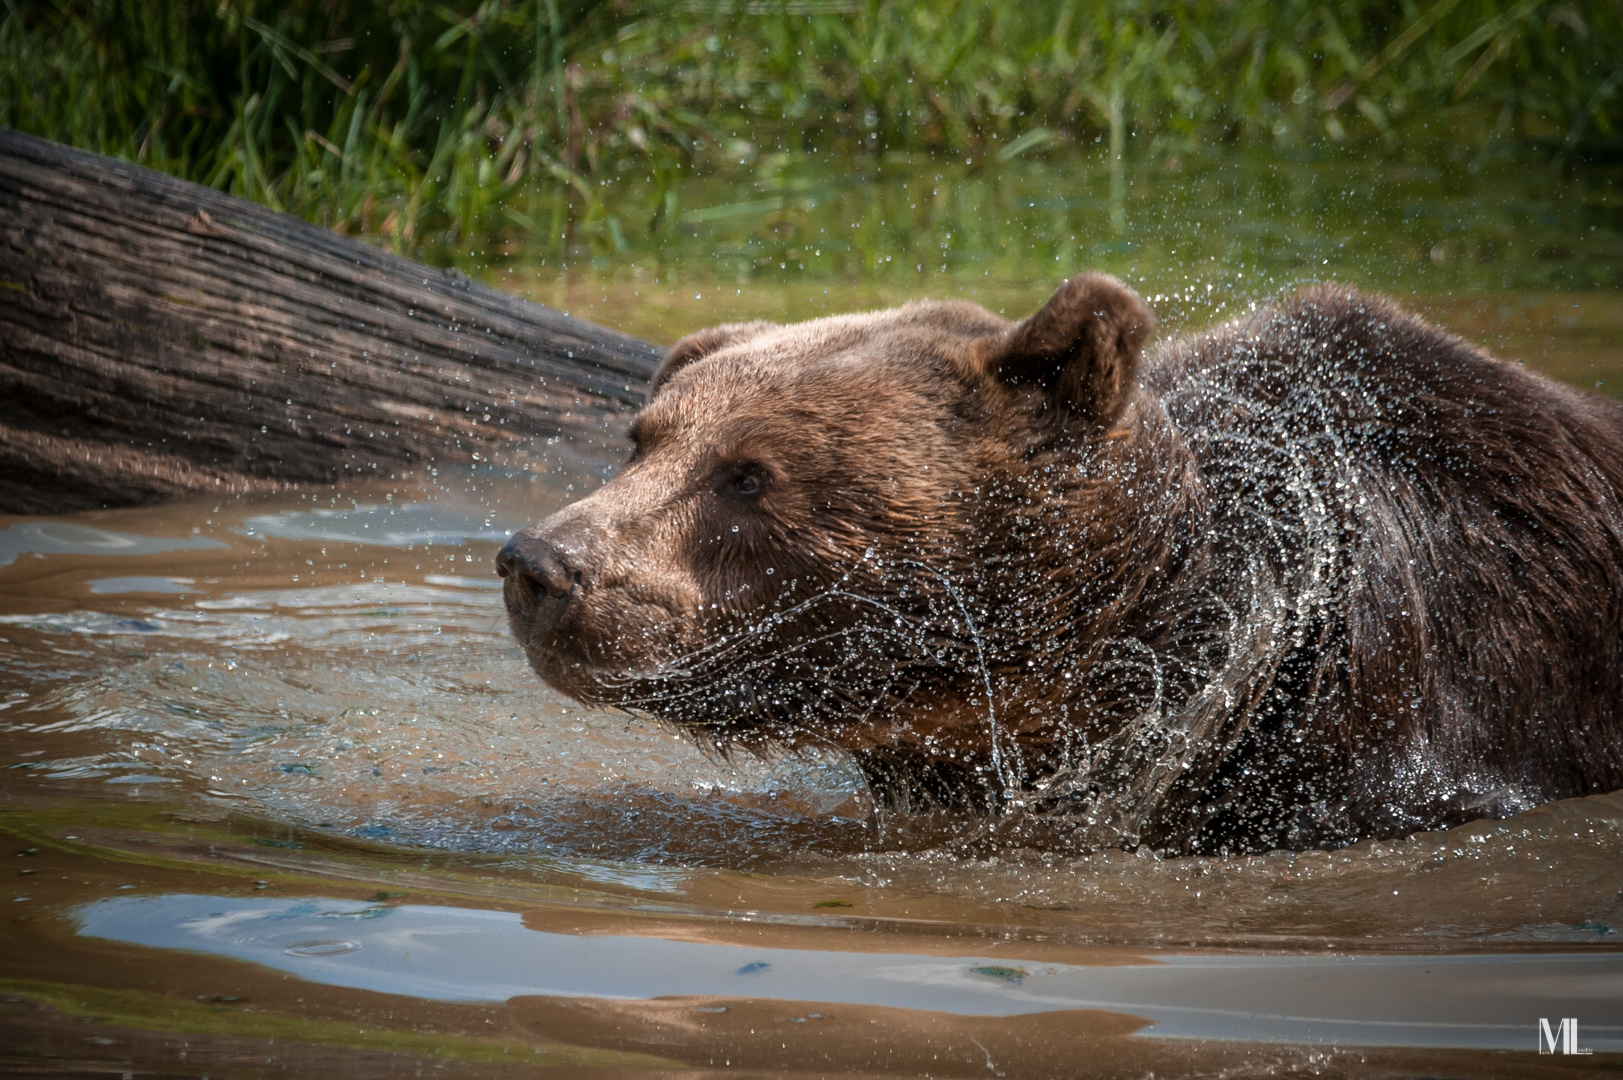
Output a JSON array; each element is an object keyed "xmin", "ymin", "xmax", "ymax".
[{"xmin": 497, "ymin": 273, "xmax": 1623, "ymax": 854}]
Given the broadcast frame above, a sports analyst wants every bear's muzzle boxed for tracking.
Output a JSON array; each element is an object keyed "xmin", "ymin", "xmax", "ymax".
[{"xmin": 496, "ymin": 531, "xmax": 578, "ymax": 602}]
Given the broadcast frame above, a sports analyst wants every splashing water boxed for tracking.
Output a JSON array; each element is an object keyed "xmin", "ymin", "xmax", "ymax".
[{"xmin": 0, "ymin": 463, "xmax": 1616, "ymax": 950}]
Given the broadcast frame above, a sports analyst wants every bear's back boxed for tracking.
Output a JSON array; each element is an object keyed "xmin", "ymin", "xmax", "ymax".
[{"xmin": 1137, "ymin": 287, "xmax": 1623, "ymax": 849}]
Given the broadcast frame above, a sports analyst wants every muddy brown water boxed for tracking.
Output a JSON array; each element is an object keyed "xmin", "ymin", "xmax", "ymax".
[{"xmin": 5, "ymin": 143, "xmax": 1623, "ymax": 1078}]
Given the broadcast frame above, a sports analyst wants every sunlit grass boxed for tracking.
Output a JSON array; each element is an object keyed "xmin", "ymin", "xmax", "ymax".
[{"xmin": 2, "ymin": 0, "xmax": 1618, "ymax": 260}]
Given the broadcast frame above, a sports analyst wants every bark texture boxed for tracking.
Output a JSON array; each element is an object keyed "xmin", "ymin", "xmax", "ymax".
[{"xmin": 0, "ymin": 129, "xmax": 662, "ymax": 514}]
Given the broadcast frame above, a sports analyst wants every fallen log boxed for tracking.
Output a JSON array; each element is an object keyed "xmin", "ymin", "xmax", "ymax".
[{"xmin": 0, "ymin": 129, "xmax": 663, "ymax": 514}]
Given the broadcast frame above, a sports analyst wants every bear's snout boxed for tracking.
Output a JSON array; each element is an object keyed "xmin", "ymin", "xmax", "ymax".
[
  {"xmin": 496, "ymin": 530, "xmax": 579, "ymax": 602},
  {"xmin": 497, "ymin": 521, "xmax": 595, "ymax": 690}
]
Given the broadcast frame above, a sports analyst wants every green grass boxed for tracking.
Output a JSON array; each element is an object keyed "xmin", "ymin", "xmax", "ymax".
[{"xmin": 2, "ymin": 0, "xmax": 1619, "ymax": 260}]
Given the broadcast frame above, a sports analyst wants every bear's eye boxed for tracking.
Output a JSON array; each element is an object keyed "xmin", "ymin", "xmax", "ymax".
[{"xmin": 714, "ymin": 465, "xmax": 767, "ymax": 501}]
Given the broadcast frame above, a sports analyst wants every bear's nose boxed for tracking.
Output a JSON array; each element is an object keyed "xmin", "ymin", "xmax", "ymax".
[{"xmin": 496, "ymin": 533, "xmax": 578, "ymax": 600}]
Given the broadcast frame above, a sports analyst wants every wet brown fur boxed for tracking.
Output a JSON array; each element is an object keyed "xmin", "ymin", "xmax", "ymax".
[{"xmin": 499, "ymin": 273, "xmax": 1623, "ymax": 853}]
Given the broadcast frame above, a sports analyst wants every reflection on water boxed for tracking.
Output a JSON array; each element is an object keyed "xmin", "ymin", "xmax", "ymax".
[
  {"xmin": 87, "ymin": 576, "xmax": 194, "ymax": 595},
  {"xmin": 0, "ymin": 521, "xmax": 227, "ymax": 568},
  {"xmin": 75, "ymin": 893, "xmax": 1623, "ymax": 1049},
  {"xmin": 239, "ymin": 502, "xmax": 523, "ymax": 547}
]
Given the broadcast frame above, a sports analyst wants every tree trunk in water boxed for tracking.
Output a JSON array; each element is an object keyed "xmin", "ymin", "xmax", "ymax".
[{"xmin": 0, "ymin": 129, "xmax": 662, "ymax": 514}]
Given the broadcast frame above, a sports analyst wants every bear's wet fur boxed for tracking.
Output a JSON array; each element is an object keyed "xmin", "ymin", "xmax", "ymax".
[{"xmin": 499, "ymin": 274, "xmax": 1623, "ymax": 853}]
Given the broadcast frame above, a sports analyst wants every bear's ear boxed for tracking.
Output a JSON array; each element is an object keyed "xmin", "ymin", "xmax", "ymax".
[
  {"xmin": 650, "ymin": 321, "xmax": 778, "ymax": 399},
  {"xmin": 973, "ymin": 273, "xmax": 1153, "ymax": 427}
]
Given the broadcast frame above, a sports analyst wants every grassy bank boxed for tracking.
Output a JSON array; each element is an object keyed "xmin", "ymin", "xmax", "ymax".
[{"xmin": 3, "ymin": 0, "xmax": 1619, "ymax": 258}]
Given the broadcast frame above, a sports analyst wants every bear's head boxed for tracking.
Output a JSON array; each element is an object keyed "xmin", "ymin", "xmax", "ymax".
[{"xmin": 498, "ymin": 273, "xmax": 1169, "ymax": 793}]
